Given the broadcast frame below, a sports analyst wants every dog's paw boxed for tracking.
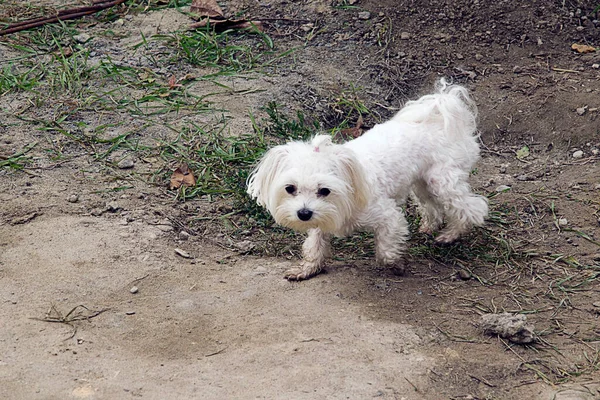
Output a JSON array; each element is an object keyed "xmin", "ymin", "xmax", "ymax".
[{"xmin": 284, "ymin": 263, "xmax": 322, "ymax": 281}]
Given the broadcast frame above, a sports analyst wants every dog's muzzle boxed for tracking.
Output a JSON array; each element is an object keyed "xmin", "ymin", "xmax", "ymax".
[{"xmin": 297, "ymin": 208, "xmax": 313, "ymax": 221}]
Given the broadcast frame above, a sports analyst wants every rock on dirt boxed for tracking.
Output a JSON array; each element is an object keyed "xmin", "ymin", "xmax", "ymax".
[
  {"xmin": 117, "ymin": 158, "xmax": 135, "ymax": 169},
  {"xmin": 480, "ymin": 313, "xmax": 535, "ymax": 344}
]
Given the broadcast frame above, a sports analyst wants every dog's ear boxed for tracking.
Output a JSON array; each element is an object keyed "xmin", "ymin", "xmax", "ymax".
[
  {"xmin": 335, "ymin": 147, "xmax": 369, "ymax": 211},
  {"xmin": 247, "ymin": 146, "xmax": 289, "ymax": 208}
]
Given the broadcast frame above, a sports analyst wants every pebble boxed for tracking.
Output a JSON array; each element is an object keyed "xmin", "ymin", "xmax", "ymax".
[
  {"xmin": 105, "ymin": 201, "xmax": 121, "ymax": 212},
  {"xmin": 358, "ymin": 11, "xmax": 371, "ymax": 20},
  {"xmin": 593, "ymin": 64, "xmax": 600, "ymax": 69},
  {"xmin": 73, "ymin": 33, "xmax": 91, "ymax": 44},
  {"xmin": 593, "ymin": 301, "xmax": 600, "ymax": 307},
  {"xmin": 234, "ymin": 240, "xmax": 255, "ymax": 253},
  {"xmin": 178, "ymin": 231, "xmax": 190, "ymax": 240},
  {"xmin": 457, "ymin": 269, "xmax": 472, "ymax": 280},
  {"xmin": 130, "ymin": 286, "xmax": 139, "ymax": 294},
  {"xmin": 125, "ymin": 311, "xmax": 136, "ymax": 315},
  {"xmin": 68, "ymin": 194, "xmax": 79, "ymax": 203},
  {"xmin": 91, "ymin": 208, "xmax": 104, "ymax": 217},
  {"xmin": 576, "ymin": 107, "xmax": 586, "ymax": 116},
  {"xmin": 117, "ymin": 158, "xmax": 135, "ymax": 169},
  {"xmin": 175, "ymin": 248, "xmax": 192, "ymax": 258},
  {"xmin": 475, "ymin": 53, "xmax": 483, "ymax": 60},
  {"xmin": 558, "ymin": 218, "xmax": 568, "ymax": 226},
  {"xmin": 400, "ymin": 32, "xmax": 411, "ymax": 40},
  {"xmin": 517, "ymin": 175, "xmax": 529, "ymax": 181},
  {"xmin": 572, "ymin": 150, "xmax": 584, "ymax": 159}
]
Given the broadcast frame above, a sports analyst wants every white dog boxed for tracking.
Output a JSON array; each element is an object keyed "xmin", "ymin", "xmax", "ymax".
[{"xmin": 247, "ymin": 79, "xmax": 488, "ymax": 280}]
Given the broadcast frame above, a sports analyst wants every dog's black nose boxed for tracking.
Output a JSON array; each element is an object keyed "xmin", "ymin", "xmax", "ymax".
[{"xmin": 297, "ymin": 208, "xmax": 313, "ymax": 221}]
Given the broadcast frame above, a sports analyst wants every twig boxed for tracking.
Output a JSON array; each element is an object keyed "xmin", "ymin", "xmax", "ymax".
[{"xmin": 0, "ymin": 0, "xmax": 127, "ymax": 36}]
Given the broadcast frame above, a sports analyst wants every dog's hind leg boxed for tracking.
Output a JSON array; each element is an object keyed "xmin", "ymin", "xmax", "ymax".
[
  {"xmin": 425, "ymin": 168, "xmax": 488, "ymax": 243},
  {"xmin": 285, "ymin": 228, "xmax": 331, "ymax": 281}
]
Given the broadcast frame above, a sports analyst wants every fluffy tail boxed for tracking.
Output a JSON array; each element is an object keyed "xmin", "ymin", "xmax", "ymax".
[{"xmin": 393, "ymin": 78, "xmax": 478, "ymax": 139}]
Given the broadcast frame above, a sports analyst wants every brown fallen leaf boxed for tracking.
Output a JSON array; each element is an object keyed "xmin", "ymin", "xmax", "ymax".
[
  {"xmin": 190, "ymin": 0, "xmax": 224, "ymax": 19},
  {"xmin": 571, "ymin": 43, "xmax": 596, "ymax": 54},
  {"xmin": 169, "ymin": 164, "xmax": 196, "ymax": 190},
  {"xmin": 336, "ymin": 114, "xmax": 364, "ymax": 141},
  {"xmin": 168, "ymin": 75, "xmax": 182, "ymax": 89}
]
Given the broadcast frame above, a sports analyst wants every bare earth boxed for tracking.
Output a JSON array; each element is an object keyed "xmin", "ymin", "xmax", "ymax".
[{"xmin": 1, "ymin": 1, "xmax": 600, "ymax": 399}]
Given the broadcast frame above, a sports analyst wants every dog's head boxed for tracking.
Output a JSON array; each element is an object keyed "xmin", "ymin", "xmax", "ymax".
[{"xmin": 247, "ymin": 135, "xmax": 369, "ymax": 234}]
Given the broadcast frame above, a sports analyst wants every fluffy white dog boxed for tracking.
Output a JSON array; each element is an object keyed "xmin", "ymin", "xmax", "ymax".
[{"xmin": 247, "ymin": 79, "xmax": 488, "ymax": 280}]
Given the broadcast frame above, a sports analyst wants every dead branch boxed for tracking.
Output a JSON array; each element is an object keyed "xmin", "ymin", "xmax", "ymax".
[{"xmin": 0, "ymin": 0, "xmax": 127, "ymax": 36}]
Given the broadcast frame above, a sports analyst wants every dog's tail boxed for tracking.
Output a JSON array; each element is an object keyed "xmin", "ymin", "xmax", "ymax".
[{"xmin": 393, "ymin": 78, "xmax": 478, "ymax": 139}]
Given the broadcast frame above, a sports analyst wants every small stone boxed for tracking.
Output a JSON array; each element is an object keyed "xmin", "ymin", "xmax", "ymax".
[
  {"xmin": 576, "ymin": 107, "xmax": 587, "ymax": 116},
  {"xmin": 558, "ymin": 218, "xmax": 568, "ymax": 226},
  {"xmin": 592, "ymin": 149, "xmax": 599, "ymax": 155},
  {"xmin": 517, "ymin": 175, "xmax": 529, "ymax": 181},
  {"xmin": 175, "ymin": 248, "xmax": 192, "ymax": 258},
  {"xmin": 125, "ymin": 311, "xmax": 136, "ymax": 315},
  {"xmin": 73, "ymin": 33, "xmax": 91, "ymax": 44},
  {"xmin": 114, "ymin": 18, "xmax": 125, "ymax": 26},
  {"xmin": 400, "ymin": 32, "xmax": 411, "ymax": 40},
  {"xmin": 178, "ymin": 231, "xmax": 190, "ymax": 240},
  {"xmin": 475, "ymin": 53, "xmax": 483, "ymax": 60},
  {"xmin": 358, "ymin": 11, "xmax": 371, "ymax": 20},
  {"xmin": 68, "ymin": 194, "xmax": 79, "ymax": 203},
  {"xmin": 572, "ymin": 150, "xmax": 584, "ymax": 159},
  {"xmin": 106, "ymin": 201, "xmax": 121, "ymax": 212},
  {"xmin": 130, "ymin": 286, "xmax": 139, "ymax": 294},
  {"xmin": 117, "ymin": 158, "xmax": 134, "ymax": 169},
  {"xmin": 300, "ymin": 23, "xmax": 314, "ymax": 32},
  {"xmin": 457, "ymin": 269, "xmax": 471, "ymax": 280},
  {"xmin": 91, "ymin": 208, "xmax": 104, "ymax": 217},
  {"xmin": 495, "ymin": 185, "xmax": 511, "ymax": 193},
  {"xmin": 456, "ymin": 53, "xmax": 464, "ymax": 59},
  {"xmin": 593, "ymin": 301, "xmax": 600, "ymax": 307},
  {"xmin": 234, "ymin": 240, "xmax": 255, "ymax": 253},
  {"xmin": 593, "ymin": 64, "xmax": 600, "ymax": 69}
]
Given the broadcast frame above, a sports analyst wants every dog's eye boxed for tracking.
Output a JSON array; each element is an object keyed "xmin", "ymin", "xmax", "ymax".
[
  {"xmin": 285, "ymin": 185, "xmax": 297, "ymax": 195},
  {"xmin": 317, "ymin": 188, "xmax": 331, "ymax": 197}
]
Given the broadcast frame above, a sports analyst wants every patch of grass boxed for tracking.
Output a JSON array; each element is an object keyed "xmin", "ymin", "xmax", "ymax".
[
  {"xmin": 156, "ymin": 26, "xmax": 279, "ymax": 73},
  {"xmin": 0, "ymin": 63, "xmax": 41, "ymax": 94},
  {"xmin": 156, "ymin": 102, "xmax": 318, "ymax": 208},
  {"xmin": 0, "ymin": 142, "xmax": 37, "ymax": 170}
]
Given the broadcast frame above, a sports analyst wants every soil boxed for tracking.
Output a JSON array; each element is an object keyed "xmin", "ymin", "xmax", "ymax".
[{"xmin": 1, "ymin": 0, "xmax": 600, "ymax": 399}]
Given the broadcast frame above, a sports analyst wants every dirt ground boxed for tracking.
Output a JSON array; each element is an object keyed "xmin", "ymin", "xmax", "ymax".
[{"xmin": 1, "ymin": 0, "xmax": 600, "ymax": 399}]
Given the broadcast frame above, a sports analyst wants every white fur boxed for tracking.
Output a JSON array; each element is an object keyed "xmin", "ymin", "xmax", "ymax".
[{"xmin": 247, "ymin": 79, "xmax": 488, "ymax": 280}]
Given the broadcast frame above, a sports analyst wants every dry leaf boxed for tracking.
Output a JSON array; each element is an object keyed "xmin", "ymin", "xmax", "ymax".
[
  {"xmin": 168, "ymin": 75, "xmax": 182, "ymax": 89},
  {"xmin": 190, "ymin": 0, "xmax": 224, "ymax": 19},
  {"xmin": 169, "ymin": 164, "xmax": 196, "ymax": 190},
  {"xmin": 336, "ymin": 114, "xmax": 364, "ymax": 141},
  {"xmin": 571, "ymin": 43, "xmax": 596, "ymax": 54}
]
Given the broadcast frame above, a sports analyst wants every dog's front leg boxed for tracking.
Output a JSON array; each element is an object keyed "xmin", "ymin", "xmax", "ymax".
[
  {"xmin": 285, "ymin": 228, "xmax": 331, "ymax": 281},
  {"xmin": 373, "ymin": 204, "xmax": 409, "ymax": 273}
]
